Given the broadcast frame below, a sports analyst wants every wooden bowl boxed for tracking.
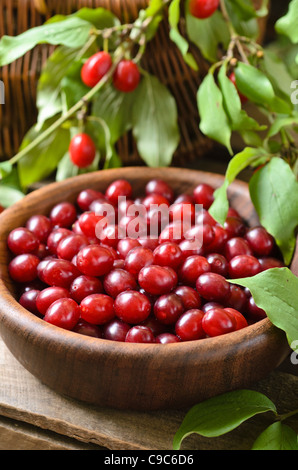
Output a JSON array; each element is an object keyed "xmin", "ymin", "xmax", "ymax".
[{"xmin": 0, "ymin": 167, "xmax": 291, "ymax": 411}]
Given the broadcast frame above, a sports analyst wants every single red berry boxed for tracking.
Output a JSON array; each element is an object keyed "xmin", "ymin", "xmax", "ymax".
[
  {"xmin": 19, "ymin": 289, "xmax": 41, "ymax": 316},
  {"xmin": 153, "ymin": 293, "xmax": 184, "ymax": 325},
  {"xmin": 189, "ymin": 0, "xmax": 220, "ymax": 19},
  {"xmin": 80, "ymin": 293, "xmax": 115, "ymax": 325},
  {"xmin": 125, "ymin": 325, "xmax": 155, "ymax": 343},
  {"xmin": 228, "ymin": 254, "xmax": 261, "ymax": 278},
  {"xmin": 8, "ymin": 227, "xmax": 39, "ymax": 255},
  {"xmin": 138, "ymin": 265, "xmax": 178, "ymax": 296},
  {"xmin": 44, "ymin": 298, "xmax": 81, "ymax": 331},
  {"xmin": 193, "ymin": 183, "xmax": 214, "ymax": 209},
  {"xmin": 73, "ymin": 319, "xmax": 102, "ymax": 338},
  {"xmin": 50, "ymin": 202, "xmax": 77, "ymax": 228},
  {"xmin": 113, "ymin": 60, "xmax": 140, "ymax": 93},
  {"xmin": 196, "ymin": 272, "xmax": 231, "ymax": 303},
  {"xmin": 76, "ymin": 244, "xmax": 114, "ymax": 277},
  {"xmin": 69, "ymin": 133, "xmax": 97, "ymax": 169},
  {"xmin": 175, "ymin": 309, "xmax": 205, "ymax": 341},
  {"xmin": 105, "ymin": 179, "xmax": 133, "ymax": 205},
  {"xmin": 224, "ymin": 308, "xmax": 248, "ymax": 331},
  {"xmin": 114, "ymin": 290, "xmax": 152, "ymax": 324},
  {"xmin": 69, "ymin": 275, "xmax": 103, "ymax": 303},
  {"xmin": 103, "ymin": 268, "xmax": 137, "ymax": 298},
  {"xmin": 81, "ymin": 51, "xmax": 113, "ymax": 88},
  {"xmin": 145, "ymin": 179, "xmax": 174, "ymax": 203},
  {"xmin": 156, "ymin": 333, "xmax": 180, "ymax": 344},
  {"xmin": 9, "ymin": 254, "xmax": 40, "ymax": 283},
  {"xmin": 245, "ymin": 226, "xmax": 275, "ymax": 257},
  {"xmin": 76, "ymin": 189, "xmax": 105, "ymax": 212},
  {"xmin": 174, "ymin": 285, "xmax": 202, "ymax": 310},
  {"xmin": 202, "ymin": 307, "xmax": 237, "ymax": 337},
  {"xmin": 26, "ymin": 215, "xmax": 52, "ymax": 243},
  {"xmin": 103, "ymin": 318, "xmax": 131, "ymax": 342}
]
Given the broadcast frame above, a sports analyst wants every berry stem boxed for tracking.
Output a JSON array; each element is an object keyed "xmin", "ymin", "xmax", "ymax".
[{"xmin": 8, "ymin": 53, "xmax": 123, "ymax": 167}]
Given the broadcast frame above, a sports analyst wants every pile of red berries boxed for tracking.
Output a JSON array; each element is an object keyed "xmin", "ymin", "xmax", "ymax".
[{"xmin": 8, "ymin": 178, "xmax": 284, "ymax": 344}]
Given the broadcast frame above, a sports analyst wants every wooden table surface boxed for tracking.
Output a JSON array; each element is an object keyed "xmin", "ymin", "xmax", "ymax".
[{"xmin": 0, "ymin": 157, "xmax": 297, "ymax": 450}]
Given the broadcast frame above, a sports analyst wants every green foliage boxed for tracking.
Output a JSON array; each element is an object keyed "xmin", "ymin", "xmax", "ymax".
[{"xmin": 173, "ymin": 388, "xmax": 298, "ymax": 450}]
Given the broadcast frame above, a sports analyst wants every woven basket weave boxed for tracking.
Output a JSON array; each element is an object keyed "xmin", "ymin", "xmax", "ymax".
[{"xmin": 0, "ymin": 0, "xmax": 267, "ymax": 166}]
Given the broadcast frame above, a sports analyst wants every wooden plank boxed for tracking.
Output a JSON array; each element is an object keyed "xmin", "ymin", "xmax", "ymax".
[
  {"xmin": 0, "ymin": 337, "xmax": 297, "ymax": 450},
  {"xmin": 0, "ymin": 415, "xmax": 103, "ymax": 450}
]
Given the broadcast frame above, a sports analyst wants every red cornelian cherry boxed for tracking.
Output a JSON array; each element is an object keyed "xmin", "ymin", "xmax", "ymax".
[
  {"xmin": 117, "ymin": 237, "xmax": 141, "ymax": 259},
  {"xmin": 105, "ymin": 179, "xmax": 133, "ymax": 205},
  {"xmin": 175, "ymin": 309, "xmax": 205, "ymax": 341},
  {"xmin": 76, "ymin": 189, "xmax": 105, "ymax": 212},
  {"xmin": 124, "ymin": 246, "xmax": 154, "ymax": 278},
  {"xmin": 80, "ymin": 293, "xmax": 115, "ymax": 325},
  {"xmin": 245, "ymin": 226, "xmax": 274, "ymax": 257},
  {"xmin": 174, "ymin": 285, "xmax": 201, "ymax": 310},
  {"xmin": 228, "ymin": 254, "xmax": 261, "ymax": 279},
  {"xmin": 138, "ymin": 265, "xmax": 178, "ymax": 296},
  {"xmin": 224, "ymin": 308, "xmax": 248, "ymax": 331},
  {"xmin": 69, "ymin": 133, "xmax": 97, "ymax": 169},
  {"xmin": 189, "ymin": 0, "xmax": 220, "ymax": 19},
  {"xmin": 76, "ymin": 244, "xmax": 114, "ymax": 277},
  {"xmin": 103, "ymin": 268, "xmax": 137, "ymax": 298},
  {"xmin": 202, "ymin": 307, "xmax": 237, "ymax": 337},
  {"xmin": 156, "ymin": 333, "xmax": 180, "ymax": 344},
  {"xmin": 81, "ymin": 51, "xmax": 113, "ymax": 88},
  {"xmin": 57, "ymin": 234, "xmax": 89, "ymax": 261},
  {"xmin": 44, "ymin": 298, "xmax": 80, "ymax": 331},
  {"xmin": 9, "ymin": 254, "xmax": 40, "ymax": 283},
  {"xmin": 113, "ymin": 60, "xmax": 140, "ymax": 93},
  {"xmin": 193, "ymin": 183, "xmax": 214, "ymax": 209},
  {"xmin": 50, "ymin": 202, "xmax": 77, "ymax": 228},
  {"xmin": 224, "ymin": 237, "xmax": 253, "ymax": 261},
  {"xmin": 47, "ymin": 228, "xmax": 72, "ymax": 255},
  {"xmin": 26, "ymin": 215, "xmax": 52, "ymax": 243},
  {"xmin": 103, "ymin": 318, "xmax": 130, "ymax": 342},
  {"xmin": 36, "ymin": 286, "xmax": 70, "ymax": 316},
  {"xmin": 153, "ymin": 293, "xmax": 184, "ymax": 325},
  {"xmin": 145, "ymin": 179, "xmax": 174, "ymax": 203},
  {"xmin": 42, "ymin": 259, "xmax": 80, "ymax": 288},
  {"xmin": 73, "ymin": 319, "xmax": 102, "ymax": 338},
  {"xmin": 69, "ymin": 275, "xmax": 103, "ymax": 303},
  {"xmin": 196, "ymin": 272, "xmax": 231, "ymax": 303},
  {"xmin": 125, "ymin": 325, "xmax": 155, "ymax": 343},
  {"xmin": 153, "ymin": 242, "xmax": 184, "ymax": 270},
  {"xmin": 8, "ymin": 227, "xmax": 39, "ymax": 255},
  {"xmin": 19, "ymin": 289, "xmax": 41, "ymax": 316},
  {"xmin": 114, "ymin": 290, "xmax": 152, "ymax": 324},
  {"xmin": 178, "ymin": 255, "xmax": 211, "ymax": 286}
]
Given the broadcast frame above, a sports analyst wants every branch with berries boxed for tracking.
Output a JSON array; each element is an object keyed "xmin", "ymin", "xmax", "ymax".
[{"xmin": 0, "ymin": 0, "xmax": 298, "ymax": 265}]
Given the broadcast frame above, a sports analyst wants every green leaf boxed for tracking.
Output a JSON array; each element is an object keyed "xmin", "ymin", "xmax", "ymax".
[
  {"xmin": 234, "ymin": 62, "xmax": 275, "ymax": 106},
  {"xmin": 18, "ymin": 121, "xmax": 70, "ymax": 188},
  {"xmin": 197, "ymin": 73, "xmax": 232, "ymax": 154},
  {"xmin": 61, "ymin": 60, "xmax": 90, "ymax": 110},
  {"xmin": 168, "ymin": 0, "xmax": 198, "ymax": 71},
  {"xmin": 0, "ymin": 185, "xmax": 25, "ymax": 208},
  {"xmin": 209, "ymin": 147, "xmax": 269, "ymax": 225},
  {"xmin": 249, "ymin": 158, "xmax": 298, "ymax": 265},
  {"xmin": 185, "ymin": 5, "xmax": 230, "ymax": 63},
  {"xmin": 132, "ymin": 74, "xmax": 180, "ymax": 167},
  {"xmin": 229, "ymin": 267, "xmax": 298, "ymax": 347},
  {"xmin": 37, "ymin": 46, "xmax": 81, "ymax": 127},
  {"xmin": 225, "ymin": 0, "xmax": 259, "ymax": 38},
  {"xmin": 0, "ymin": 17, "xmax": 93, "ymax": 66},
  {"xmin": 252, "ymin": 422, "xmax": 298, "ymax": 450},
  {"xmin": 173, "ymin": 390, "xmax": 276, "ymax": 450},
  {"xmin": 276, "ymin": 0, "xmax": 298, "ymax": 44},
  {"xmin": 218, "ymin": 63, "xmax": 266, "ymax": 132},
  {"xmin": 92, "ymin": 83, "xmax": 137, "ymax": 147}
]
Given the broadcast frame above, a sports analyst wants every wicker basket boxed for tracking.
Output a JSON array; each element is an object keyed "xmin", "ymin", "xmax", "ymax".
[{"xmin": 0, "ymin": 0, "xmax": 267, "ymax": 166}]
